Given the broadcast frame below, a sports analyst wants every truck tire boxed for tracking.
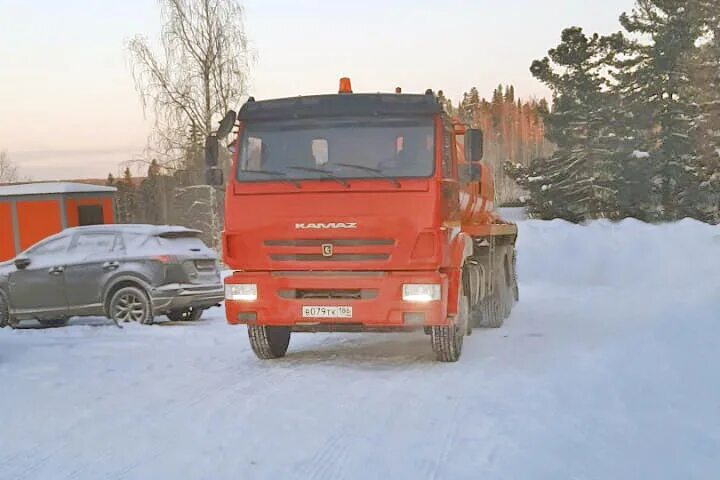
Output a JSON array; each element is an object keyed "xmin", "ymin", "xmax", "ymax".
[
  {"xmin": 430, "ymin": 283, "xmax": 467, "ymax": 362},
  {"xmin": 470, "ymin": 294, "xmax": 500, "ymax": 328},
  {"xmin": 248, "ymin": 325, "xmax": 291, "ymax": 359},
  {"xmin": 109, "ymin": 286, "xmax": 154, "ymax": 325},
  {"xmin": 512, "ymin": 251, "xmax": 519, "ymax": 301}
]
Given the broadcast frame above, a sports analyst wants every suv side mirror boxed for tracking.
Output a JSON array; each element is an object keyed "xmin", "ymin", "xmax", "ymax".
[
  {"xmin": 14, "ymin": 257, "xmax": 30, "ymax": 270},
  {"xmin": 465, "ymin": 128, "xmax": 484, "ymax": 162},
  {"xmin": 206, "ymin": 167, "xmax": 225, "ymax": 187}
]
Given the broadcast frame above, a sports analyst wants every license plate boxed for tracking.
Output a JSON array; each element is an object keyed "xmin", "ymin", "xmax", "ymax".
[{"xmin": 302, "ymin": 306, "xmax": 353, "ymax": 319}]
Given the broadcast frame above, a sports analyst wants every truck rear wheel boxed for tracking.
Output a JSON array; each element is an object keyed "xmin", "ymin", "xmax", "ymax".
[
  {"xmin": 248, "ymin": 325, "xmax": 291, "ymax": 359},
  {"xmin": 431, "ymin": 284, "xmax": 468, "ymax": 362}
]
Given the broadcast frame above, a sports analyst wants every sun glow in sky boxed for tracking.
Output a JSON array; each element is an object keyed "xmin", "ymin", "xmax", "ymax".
[{"xmin": 0, "ymin": 0, "xmax": 633, "ymax": 180}]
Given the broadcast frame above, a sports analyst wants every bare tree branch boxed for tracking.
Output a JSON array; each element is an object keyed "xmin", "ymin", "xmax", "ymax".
[
  {"xmin": 0, "ymin": 150, "xmax": 23, "ymax": 184},
  {"xmin": 128, "ymin": 0, "xmax": 254, "ymax": 178}
]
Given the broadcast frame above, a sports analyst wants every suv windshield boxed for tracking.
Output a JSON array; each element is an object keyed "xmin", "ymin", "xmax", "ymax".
[{"xmin": 237, "ymin": 117, "xmax": 435, "ymax": 183}]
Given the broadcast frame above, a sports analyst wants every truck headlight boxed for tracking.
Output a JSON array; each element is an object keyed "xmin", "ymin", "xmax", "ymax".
[
  {"xmin": 225, "ymin": 284, "xmax": 257, "ymax": 302},
  {"xmin": 402, "ymin": 284, "xmax": 441, "ymax": 303}
]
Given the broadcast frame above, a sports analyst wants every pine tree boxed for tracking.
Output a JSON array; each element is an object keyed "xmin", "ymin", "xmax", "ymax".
[
  {"xmin": 690, "ymin": 0, "xmax": 720, "ymax": 222},
  {"xmin": 116, "ymin": 167, "xmax": 138, "ymax": 223},
  {"xmin": 139, "ymin": 160, "xmax": 165, "ymax": 224},
  {"xmin": 516, "ymin": 27, "xmax": 622, "ymax": 221},
  {"xmin": 613, "ymin": 1, "xmax": 705, "ymax": 221}
]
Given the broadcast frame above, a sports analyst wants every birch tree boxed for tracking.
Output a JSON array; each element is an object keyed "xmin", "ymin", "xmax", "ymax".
[{"xmin": 129, "ymin": 0, "xmax": 252, "ymax": 179}]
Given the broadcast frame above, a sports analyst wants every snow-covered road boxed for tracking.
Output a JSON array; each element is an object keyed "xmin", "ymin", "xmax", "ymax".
[{"xmin": 1, "ymin": 219, "xmax": 719, "ymax": 479}]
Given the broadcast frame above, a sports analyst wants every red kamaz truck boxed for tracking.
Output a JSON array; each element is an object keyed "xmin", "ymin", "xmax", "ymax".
[{"xmin": 205, "ymin": 79, "xmax": 518, "ymax": 362}]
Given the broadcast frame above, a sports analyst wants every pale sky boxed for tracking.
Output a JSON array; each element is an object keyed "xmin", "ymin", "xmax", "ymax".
[{"xmin": 0, "ymin": 0, "xmax": 634, "ymax": 181}]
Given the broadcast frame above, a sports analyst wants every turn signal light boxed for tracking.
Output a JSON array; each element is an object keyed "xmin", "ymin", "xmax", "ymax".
[
  {"xmin": 339, "ymin": 77, "xmax": 353, "ymax": 94},
  {"xmin": 151, "ymin": 255, "xmax": 176, "ymax": 264}
]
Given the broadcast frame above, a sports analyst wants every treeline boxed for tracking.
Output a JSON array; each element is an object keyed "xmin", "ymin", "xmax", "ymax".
[
  {"xmin": 507, "ymin": 0, "xmax": 720, "ymax": 223},
  {"xmin": 443, "ymin": 87, "xmax": 554, "ymax": 204},
  {"xmin": 107, "ymin": 159, "xmax": 223, "ymax": 251}
]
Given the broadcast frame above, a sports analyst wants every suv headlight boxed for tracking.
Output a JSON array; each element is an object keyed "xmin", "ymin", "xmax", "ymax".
[
  {"xmin": 402, "ymin": 284, "xmax": 441, "ymax": 303},
  {"xmin": 225, "ymin": 284, "xmax": 257, "ymax": 302}
]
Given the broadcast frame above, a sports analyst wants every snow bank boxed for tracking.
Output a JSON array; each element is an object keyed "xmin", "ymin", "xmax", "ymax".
[
  {"xmin": 1, "ymin": 216, "xmax": 719, "ymax": 480},
  {"xmin": 518, "ymin": 218, "xmax": 720, "ymax": 292}
]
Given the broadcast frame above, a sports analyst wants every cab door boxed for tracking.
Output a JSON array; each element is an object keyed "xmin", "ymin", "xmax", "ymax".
[
  {"xmin": 8, "ymin": 235, "xmax": 72, "ymax": 320},
  {"xmin": 440, "ymin": 121, "xmax": 461, "ymax": 223},
  {"xmin": 63, "ymin": 231, "xmax": 122, "ymax": 315}
]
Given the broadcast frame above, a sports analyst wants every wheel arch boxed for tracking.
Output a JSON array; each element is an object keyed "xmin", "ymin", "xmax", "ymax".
[
  {"xmin": 445, "ymin": 232, "xmax": 474, "ymax": 316},
  {"xmin": 102, "ymin": 275, "xmax": 153, "ymax": 316}
]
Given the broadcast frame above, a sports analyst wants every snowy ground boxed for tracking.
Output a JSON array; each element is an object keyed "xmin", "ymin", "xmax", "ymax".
[{"xmin": 1, "ymin": 219, "xmax": 719, "ymax": 479}]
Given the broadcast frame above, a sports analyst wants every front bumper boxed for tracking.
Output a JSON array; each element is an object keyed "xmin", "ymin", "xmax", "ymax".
[
  {"xmin": 224, "ymin": 271, "xmax": 449, "ymax": 328},
  {"xmin": 151, "ymin": 283, "xmax": 225, "ymax": 313}
]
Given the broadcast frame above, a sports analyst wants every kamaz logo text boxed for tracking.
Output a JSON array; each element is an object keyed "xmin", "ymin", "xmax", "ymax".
[{"xmin": 295, "ymin": 222, "xmax": 358, "ymax": 230}]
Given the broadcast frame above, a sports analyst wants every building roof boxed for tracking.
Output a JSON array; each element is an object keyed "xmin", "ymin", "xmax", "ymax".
[{"xmin": 0, "ymin": 182, "xmax": 116, "ymax": 197}]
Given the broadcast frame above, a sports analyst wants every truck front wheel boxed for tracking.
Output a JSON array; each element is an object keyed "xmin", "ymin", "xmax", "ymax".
[
  {"xmin": 430, "ymin": 284, "xmax": 468, "ymax": 362},
  {"xmin": 248, "ymin": 325, "xmax": 291, "ymax": 359}
]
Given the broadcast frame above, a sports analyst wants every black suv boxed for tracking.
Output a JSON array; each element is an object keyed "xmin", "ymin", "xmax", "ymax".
[{"xmin": 0, "ymin": 225, "xmax": 224, "ymax": 328}]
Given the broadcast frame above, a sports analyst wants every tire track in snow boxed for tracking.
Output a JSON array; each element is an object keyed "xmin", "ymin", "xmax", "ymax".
[{"xmin": 3, "ymin": 348, "xmax": 299, "ymax": 480}]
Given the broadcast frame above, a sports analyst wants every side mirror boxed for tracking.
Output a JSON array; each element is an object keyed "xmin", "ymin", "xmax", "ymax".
[
  {"xmin": 217, "ymin": 110, "xmax": 237, "ymax": 138},
  {"xmin": 14, "ymin": 257, "xmax": 30, "ymax": 270},
  {"xmin": 206, "ymin": 167, "xmax": 225, "ymax": 187},
  {"xmin": 205, "ymin": 135, "xmax": 219, "ymax": 168},
  {"xmin": 465, "ymin": 128, "xmax": 484, "ymax": 162},
  {"xmin": 458, "ymin": 163, "xmax": 482, "ymax": 183}
]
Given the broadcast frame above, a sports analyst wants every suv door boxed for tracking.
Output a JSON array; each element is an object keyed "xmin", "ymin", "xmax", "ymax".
[
  {"xmin": 8, "ymin": 235, "xmax": 72, "ymax": 320},
  {"xmin": 64, "ymin": 232, "xmax": 121, "ymax": 315}
]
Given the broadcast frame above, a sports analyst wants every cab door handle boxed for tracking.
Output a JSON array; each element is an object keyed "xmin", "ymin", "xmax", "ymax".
[{"xmin": 103, "ymin": 261, "xmax": 120, "ymax": 271}]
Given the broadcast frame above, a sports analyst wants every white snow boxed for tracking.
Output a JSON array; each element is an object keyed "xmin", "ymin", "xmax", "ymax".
[
  {"xmin": 0, "ymin": 182, "xmax": 116, "ymax": 197},
  {"xmin": 631, "ymin": 150, "xmax": 651, "ymax": 159},
  {"xmin": 1, "ymin": 218, "xmax": 719, "ymax": 479}
]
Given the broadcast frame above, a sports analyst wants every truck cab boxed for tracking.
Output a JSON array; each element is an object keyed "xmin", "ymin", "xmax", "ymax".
[{"xmin": 214, "ymin": 80, "xmax": 518, "ymax": 362}]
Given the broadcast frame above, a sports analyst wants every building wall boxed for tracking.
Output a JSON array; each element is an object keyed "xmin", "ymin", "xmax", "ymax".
[
  {"xmin": 0, "ymin": 193, "xmax": 117, "ymax": 261},
  {"xmin": 0, "ymin": 202, "xmax": 15, "ymax": 261},
  {"xmin": 16, "ymin": 199, "xmax": 63, "ymax": 251},
  {"xmin": 65, "ymin": 197, "xmax": 115, "ymax": 227}
]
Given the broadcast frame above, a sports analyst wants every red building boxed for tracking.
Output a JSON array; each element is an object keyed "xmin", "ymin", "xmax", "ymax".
[{"xmin": 0, "ymin": 182, "xmax": 116, "ymax": 261}]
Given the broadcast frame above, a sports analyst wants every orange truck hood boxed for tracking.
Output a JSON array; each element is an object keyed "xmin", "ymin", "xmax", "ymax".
[{"xmin": 223, "ymin": 181, "xmax": 443, "ymax": 271}]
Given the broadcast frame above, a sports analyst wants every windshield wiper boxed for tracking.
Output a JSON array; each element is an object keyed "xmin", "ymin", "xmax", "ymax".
[
  {"xmin": 286, "ymin": 166, "xmax": 349, "ymax": 187},
  {"xmin": 243, "ymin": 169, "xmax": 301, "ymax": 188},
  {"xmin": 333, "ymin": 163, "xmax": 401, "ymax": 188}
]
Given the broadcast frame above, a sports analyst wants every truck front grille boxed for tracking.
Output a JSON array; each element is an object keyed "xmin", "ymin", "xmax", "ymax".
[
  {"xmin": 278, "ymin": 289, "xmax": 378, "ymax": 300},
  {"xmin": 265, "ymin": 238, "xmax": 394, "ymax": 264},
  {"xmin": 270, "ymin": 254, "xmax": 389, "ymax": 262},
  {"xmin": 264, "ymin": 238, "xmax": 394, "ymax": 247}
]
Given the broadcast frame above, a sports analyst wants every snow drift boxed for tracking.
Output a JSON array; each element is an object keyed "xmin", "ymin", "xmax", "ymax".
[
  {"xmin": 519, "ymin": 218, "xmax": 720, "ymax": 291},
  {"xmin": 1, "ymin": 217, "xmax": 718, "ymax": 480}
]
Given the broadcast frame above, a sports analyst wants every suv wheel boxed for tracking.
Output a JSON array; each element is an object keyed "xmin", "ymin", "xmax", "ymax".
[
  {"xmin": 110, "ymin": 287, "xmax": 153, "ymax": 325},
  {"xmin": 167, "ymin": 308, "xmax": 203, "ymax": 322},
  {"xmin": 0, "ymin": 293, "xmax": 10, "ymax": 328}
]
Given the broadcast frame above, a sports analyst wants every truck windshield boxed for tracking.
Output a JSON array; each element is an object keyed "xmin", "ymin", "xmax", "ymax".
[{"xmin": 236, "ymin": 117, "xmax": 435, "ymax": 183}]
